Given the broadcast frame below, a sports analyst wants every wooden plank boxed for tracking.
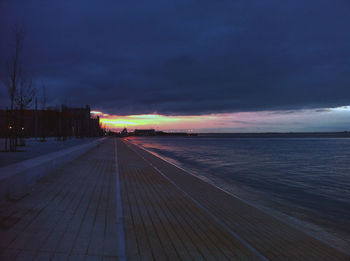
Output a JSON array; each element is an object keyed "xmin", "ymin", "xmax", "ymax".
[
  {"xmin": 67, "ymin": 254, "xmax": 85, "ymax": 261},
  {"xmin": 40, "ymin": 167, "xmax": 92, "ymax": 252},
  {"xmin": 0, "ymin": 140, "xmax": 115, "ymax": 260},
  {"xmin": 103, "ymin": 160, "xmax": 118, "ymax": 258},
  {"xmin": 132, "ymin": 159, "xmax": 224, "ymax": 261},
  {"xmin": 2, "ymin": 169, "xmax": 75, "ymax": 250},
  {"xmin": 118, "ymin": 140, "xmax": 256, "ymax": 260},
  {"xmin": 51, "ymin": 253, "xmax": 69, "ymax": 261},
  {"xmin": 102, "ymin": 257, "xmax": 118, "ymax": 261},
  {"xmin": 88, "ymin": 163, "xmax": 111, "ymax": 256},
  {"xmin": 0, "ymin": 249, "xmax": 20, "ymax": 261},
  {"xmin": 33, "ymin": 252, "xmax": 52, "ymax": 261},
  {"xmin": 15, "ymin": 250, "xmax": 35, "ymax": 261},
  {"xmin": 120, "ymin": 166, "xmax": 155, "ymax": 261},
  {"xmin": 119, "ymin": 171, "xmax": 141, "ymax": 261},
  {"xmin": 85, "ymin": 255, "xmax": 103, "ymax": 261},
  {"xmin": 4, "ymin": 137, "xmax": 348, "ymax": 261},
  {"xmin": 126, "ymin": 139, "xmax": 350, "ymax": 261},
  {"xmin": 129, "ymin": 166, "xmax": 203, "ymax": 261}
]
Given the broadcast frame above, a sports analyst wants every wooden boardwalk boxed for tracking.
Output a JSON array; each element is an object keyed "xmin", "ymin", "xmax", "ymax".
[
  {"xmin": 117, "ymin": 139, "xmax": 350, "ymax": 261},
  {"xmin": 0, "ymin": 138, "xmax": 349, "ymax": 260},
  {"xmin": 0, "ymin": 140, "xmax": 118, "ymax": 261}
]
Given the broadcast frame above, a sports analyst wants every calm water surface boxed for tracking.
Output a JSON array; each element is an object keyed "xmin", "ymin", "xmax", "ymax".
[{"xmin": 128, "ymin": 136, "xmax": 350, "ymax": 243}]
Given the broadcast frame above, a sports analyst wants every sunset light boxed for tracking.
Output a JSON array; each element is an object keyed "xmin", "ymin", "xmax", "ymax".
[
  {"xmin": 97, "ymin": 105, "xmax": 350, "ymax": 132},
  {"xmin": 99, "ymin": 114, "xmax": 205, "ymax": 130},
  {"xmin": 2, "ymin": 1, "xmax": 350, "ymax": 259}
]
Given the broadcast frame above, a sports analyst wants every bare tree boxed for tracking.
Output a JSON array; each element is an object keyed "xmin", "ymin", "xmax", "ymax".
[
  {"xmin": 40, "ymin": 83, "xmax": 47, "ymax": 141},
  {"xmin": 15, "ymin": 77, "xmax": 36, "ymax": 146},
  {"xmin": 3, "ymin": 25, "xmax": 25, "ymax": 151},
  {"xmin": 5, "ymin": 25, "xmax": 24, "ymax": 111},
  {"xmin": 15, "ymin": 77, "xmax": 35, "ymax": 109},
  {"xmin": 41, "ymin": 83, "xmax": 46, "ymax": 110}
]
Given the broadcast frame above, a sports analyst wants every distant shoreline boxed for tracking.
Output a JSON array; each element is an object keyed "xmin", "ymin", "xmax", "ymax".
[
  {"xmin": 130, "ymin": 131, "xmax": 350, "ymax": 138},
  {"xmin": 196, "ymin": 132, "xmax": 350, "ymax": 138}
]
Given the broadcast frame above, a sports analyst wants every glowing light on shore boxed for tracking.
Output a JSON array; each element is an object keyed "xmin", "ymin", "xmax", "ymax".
[
  {"xmin": 91, "ymin": 111, "xmax": 110, "ymax": 117},
  {"xmin": 91, "ymin": 111, "xmax": 102, "ymax": 115}
]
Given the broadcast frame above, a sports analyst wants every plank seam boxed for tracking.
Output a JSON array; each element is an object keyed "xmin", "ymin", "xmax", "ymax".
[
  {"xmin": 128, "ymin": 140, "xmax": 350, "ymax": 258},
  {"xmin": 124, "ymin": 140, "xmax": 269, "ymax": 261},
  {"xmin": 115, "ymin": 138, "xmax": 127, "ymax": 261}
]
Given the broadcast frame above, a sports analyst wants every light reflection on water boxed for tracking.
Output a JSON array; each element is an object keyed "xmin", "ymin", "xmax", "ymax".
[{"xmin": 128, "ymin": 136, "xmax": 350, "ymax": 242}]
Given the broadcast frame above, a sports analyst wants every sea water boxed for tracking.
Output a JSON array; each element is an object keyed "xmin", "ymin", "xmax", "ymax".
[{"xmin": 128, "ymin": 135, "xmax": 350, "ymax": 249}]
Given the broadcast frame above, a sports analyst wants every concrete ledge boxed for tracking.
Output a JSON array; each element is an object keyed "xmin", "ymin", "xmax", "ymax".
[{"xmin": 0, "ymin": 138, "xmax": 106, "ymax": 201}]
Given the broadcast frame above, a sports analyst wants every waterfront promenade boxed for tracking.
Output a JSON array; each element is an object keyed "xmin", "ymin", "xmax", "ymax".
[{"xmin": 0, "ymin": 138, "xmax": 349, "ymax": 260}]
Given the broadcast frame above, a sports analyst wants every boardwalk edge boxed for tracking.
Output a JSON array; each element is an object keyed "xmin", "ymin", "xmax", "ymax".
[
  {"xmin": 115, "ymin": 138, "xmax": 127, "ymax": 261},
  {"xmin": 128, "ymin": 140, "xmax": 350, "ymax": 258},
  {"xmin": 124, "ymin": 140, "xmax": 269, "ymax": 261}
]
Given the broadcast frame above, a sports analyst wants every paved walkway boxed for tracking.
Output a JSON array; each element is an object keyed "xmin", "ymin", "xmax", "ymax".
[
  {"xmin": 117, "ymin": 140, "xmax": 260, "ymax": 261},
  {"xmin": 0, "ymin": 138, "xmax": 97, "ymax": 167},
  {"xmin": 0, "ymin": 139, "xmax": 118, "ymax": 261},
  {"xmin": 0, "ymin": 138, "xmax": 349, "ymax": 260}
]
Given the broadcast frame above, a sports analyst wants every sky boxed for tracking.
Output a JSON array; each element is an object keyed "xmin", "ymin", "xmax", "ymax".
[{"xmin": 0, "ymin": 0, "xmax": 349, "ymax": 132}]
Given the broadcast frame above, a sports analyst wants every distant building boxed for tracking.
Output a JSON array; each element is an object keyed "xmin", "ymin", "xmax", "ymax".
[
  {"xmin": 121, "ymin": 128, "xmax": 128, "ymax": 136},
  {"xmin": 61, "ymin": 105, "xmax": 94, "ymax": 137},
  {"xmin": 0, "ymin": 105, "xmax": 103, "ymax": 138},
  {"xmin": 134, "ymin": 129, "xmax": 156, "ymax": 136}
]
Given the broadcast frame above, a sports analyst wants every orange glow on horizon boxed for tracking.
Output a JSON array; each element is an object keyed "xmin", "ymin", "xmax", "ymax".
[
  {"xmin": 95, "ymin": 105, "xmax": 350, "ymax": 132},
  {"xmin": 99, "ymin": 114, "xmax": 208, "ymax": 131}
]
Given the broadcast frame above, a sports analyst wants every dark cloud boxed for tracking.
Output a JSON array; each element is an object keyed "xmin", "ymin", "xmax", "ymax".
[{"xmin": 1, "ymin": 0, "xmax": 349, "ymax": 115}]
